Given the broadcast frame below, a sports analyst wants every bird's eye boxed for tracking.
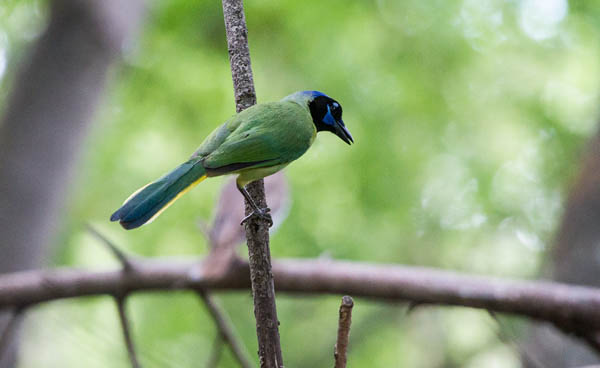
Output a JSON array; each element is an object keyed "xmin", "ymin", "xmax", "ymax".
[{"xmin": 329, "ymin": 103, "xmax": 341, "ymax": 119}]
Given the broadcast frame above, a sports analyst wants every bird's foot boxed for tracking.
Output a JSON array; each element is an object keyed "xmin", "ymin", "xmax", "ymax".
[{"xmin": 241, "ymin": 207, "xmax": 273, "ymax": 227}]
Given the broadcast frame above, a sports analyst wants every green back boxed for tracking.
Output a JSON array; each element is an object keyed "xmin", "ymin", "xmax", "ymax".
[{"xmin": 193, "ymin": 101, "xmax": 316, "ymax": 172}]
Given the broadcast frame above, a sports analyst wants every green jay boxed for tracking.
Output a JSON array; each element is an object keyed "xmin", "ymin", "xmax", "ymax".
[{"xmin": 110, "ymin": 90, "xmax": 353, "ymax": 230}]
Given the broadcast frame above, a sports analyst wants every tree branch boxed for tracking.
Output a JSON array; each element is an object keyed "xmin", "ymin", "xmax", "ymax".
[
  {"xmin": 87, "ymin": 225, "xmax": 136, "ymax": 272},
  {"xmin": 525, "ymin": 128, "xmax": 600, "ymax": 366},
  {"xmin": 487, "ymin": 311, "xmax": 545, "ymax": 368},
  {"xmin": 198, "ymin": 291, "xmax": 254, "ymax": 368},
  {"xmin": 206, "ymin": 335, "xmax": 225, "ymax": 368},
  {"xmin": 334, "ymin": 296, "xmax": 354, "ymax": 368},
  {"xmin": 2, "ymin": 258, "xmax": 600, "ymax": 352},
  {"xmin": 221, "ymin": 0, "xmax": 283, "ymax": 367},
  {"xmin": 0, "ymin": 309, "xmax": 23, "ymax": 365},
  {"xmin": 115, "ymin": 297, "xmax": 141, "ymax": 368}
]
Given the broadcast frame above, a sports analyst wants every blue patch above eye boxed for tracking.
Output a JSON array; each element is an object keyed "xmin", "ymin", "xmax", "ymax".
[{"xmin": 323, "ymin": 105, "xmax": 336, "ymax": 126}]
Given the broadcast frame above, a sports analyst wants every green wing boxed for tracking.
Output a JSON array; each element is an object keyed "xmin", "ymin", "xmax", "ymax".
[{"xmin": 195, "ymin": 101, "xmax": 315, "ymax": 174}]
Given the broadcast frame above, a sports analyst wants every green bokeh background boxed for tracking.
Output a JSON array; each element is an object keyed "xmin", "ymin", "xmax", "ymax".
[{"xmin": 2, "ymin": 0, "xmax": 600, "ymax": 366}]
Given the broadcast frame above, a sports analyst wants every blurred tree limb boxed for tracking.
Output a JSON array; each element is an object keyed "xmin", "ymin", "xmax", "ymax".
[
  {"xmin": 90, "ymin": 224, "xmax": 252, "ymax": 368},
  {"xmin": 198, "ymin": 291, "xmax": 254, "ymax": 368},
  {"xmin": 525, "ymin": 129, "xmax": 600, "ymax": 366},
  {"xmin": 221, "ymin": 0, "xmax": 283, "ymax": 366},
  {"xmin": 2, "ymin": 258, "xmax": 600, "ymax": 353},
  {"xmin": 0, "ymin": 0, "xmax": 144, "ymax": 366}
]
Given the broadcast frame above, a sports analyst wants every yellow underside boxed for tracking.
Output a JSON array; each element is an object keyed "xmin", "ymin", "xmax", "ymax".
[
  {"xmin": 235, "ymin": 163, "xmax": 289, "ymax": 188},
  {"xmin": 144, "ymin": 174, "xmax": 207, "ymax": 226}
]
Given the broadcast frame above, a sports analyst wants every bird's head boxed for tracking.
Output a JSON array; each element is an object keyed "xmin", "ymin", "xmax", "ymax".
[{"xmin": 285, "ymin": 91, "xmax": 354, "ymax": 145}]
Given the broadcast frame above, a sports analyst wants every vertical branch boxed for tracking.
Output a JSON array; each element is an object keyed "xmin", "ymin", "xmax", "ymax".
[
  {"xmin": 334, "ymin": 296, "xmax": 354, "ymax": 368},
  {"xmin": 221, "ymin": 1, "xmax": 284, "ymax": 367},
  {"xmin": 221, "ymin": 0, "xmax": 257, "ymax": 113}
]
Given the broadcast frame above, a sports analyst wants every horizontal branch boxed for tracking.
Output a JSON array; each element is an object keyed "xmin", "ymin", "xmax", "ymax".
[{"xmin": 1, "ymin": 258, "xmax": 600, "ymax": 337}]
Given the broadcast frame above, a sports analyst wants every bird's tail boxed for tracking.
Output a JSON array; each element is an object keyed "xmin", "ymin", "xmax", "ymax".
[{"xmin": 110, "ymin": 158, "xmax": 207, "ymax": 230}]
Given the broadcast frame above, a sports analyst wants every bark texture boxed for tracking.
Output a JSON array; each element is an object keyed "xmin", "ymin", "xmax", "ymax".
[
  {"xmin": 334, "ymin": 296, "xmax": 354, "ymax": 368},
  {"xmin": 221, "ymin": 0, "xmax": 284, "ymax": 366}
]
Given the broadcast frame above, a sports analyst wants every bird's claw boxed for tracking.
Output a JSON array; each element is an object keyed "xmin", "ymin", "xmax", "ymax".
[{"xmin": 241, "ymin": 207, "xmax": 273, "ymax": 227}]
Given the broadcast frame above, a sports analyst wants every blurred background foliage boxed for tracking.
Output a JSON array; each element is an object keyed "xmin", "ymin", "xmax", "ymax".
[{"xmin": 1, "ymin": 0, "xmax": 600, "ymax": 366}]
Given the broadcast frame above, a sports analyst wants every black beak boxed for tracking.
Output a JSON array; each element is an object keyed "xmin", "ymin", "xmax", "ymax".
[{"xmin": 334, "ymin": 119, "xmax": 354, "ymax": 145}]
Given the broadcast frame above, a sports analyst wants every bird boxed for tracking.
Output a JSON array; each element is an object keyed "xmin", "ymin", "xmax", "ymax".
[{"xmin": 110, "ymin": 90, "xmax": 353, "ymax": 230}]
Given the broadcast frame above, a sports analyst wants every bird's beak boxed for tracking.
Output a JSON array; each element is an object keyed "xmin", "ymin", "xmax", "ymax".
[{"xmin": 334, "ymin": 119, "xmax": 354, "ymax": 145}]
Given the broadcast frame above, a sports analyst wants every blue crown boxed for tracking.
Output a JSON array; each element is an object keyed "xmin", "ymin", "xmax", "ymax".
[{"xmin": 301, "ymin": 90, "xmax": 328, "ymax": 99}]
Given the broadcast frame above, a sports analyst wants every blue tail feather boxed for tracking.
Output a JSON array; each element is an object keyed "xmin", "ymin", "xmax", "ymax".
[{"xmin": 110, "ymin": 159, "xmax": 206, "ymax": 230}]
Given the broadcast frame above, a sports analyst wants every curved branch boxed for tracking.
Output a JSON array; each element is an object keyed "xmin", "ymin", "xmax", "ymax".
[{"xmin": 1, "ymin": 257, "xmax": 600, "ymax": 348}]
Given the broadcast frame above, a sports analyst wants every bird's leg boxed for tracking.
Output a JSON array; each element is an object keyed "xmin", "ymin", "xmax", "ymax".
[{"xmin": 237, "ymin": 184, "xmax": 273, "ymax": 227}]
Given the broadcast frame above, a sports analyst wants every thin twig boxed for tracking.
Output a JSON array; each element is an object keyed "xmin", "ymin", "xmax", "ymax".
[
  {"xmin": 221, "ymin": 0, "xmax": 283, "ymax": 367},
  {"xmin": 487, "ymin": 311, "xmax": 545, "ymax": 368},
  {"xmin": 198, "ymin": 290, "xmax": 254, "ymax": 368},
  {"xmin": 87, "ymin": 224, "xmax": 135, "ymax": 272},
  {"xmin": 406, "ymin": 301, "xmax": 427, "ymax": 314},
  {"xmin": 116, "ymin": 297, "xmax": 141, "ymax": 368},
  {"xmin": 334, "ymin": 296, "xmax": 354, "ymax": 368},
  {"xmin": 0, "ymin": 309, "xmax": 24, "ymax": 364},
  {"xmin": 207, "ymin": 335, "xmax": 225, "ymax": 368}
]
